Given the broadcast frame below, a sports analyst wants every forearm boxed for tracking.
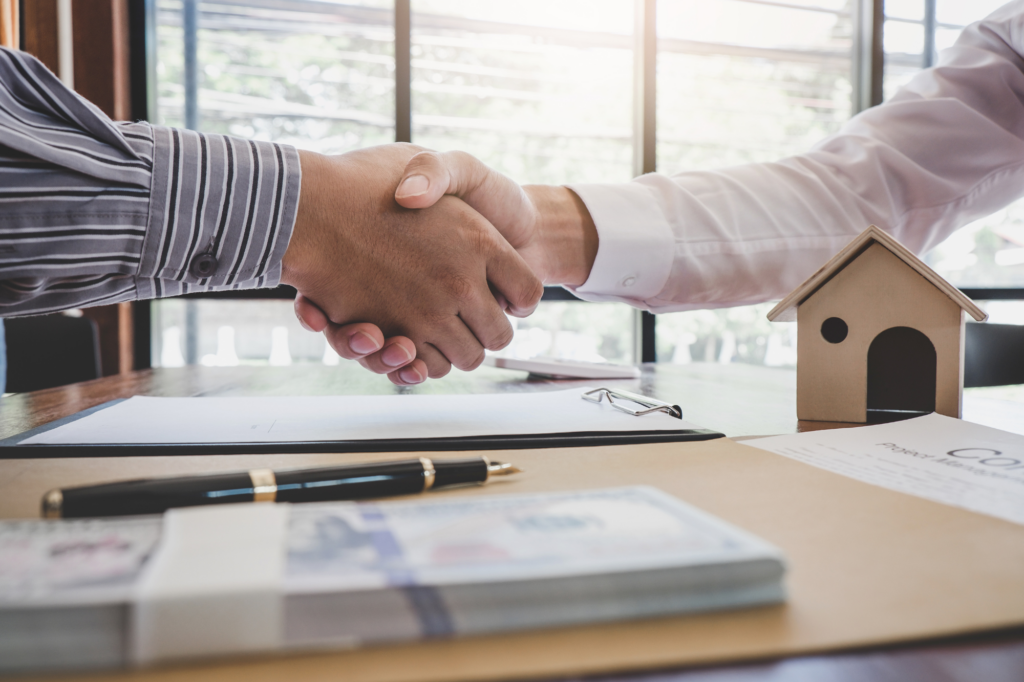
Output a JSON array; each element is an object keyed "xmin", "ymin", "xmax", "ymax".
[
  {"xmin": 521, "ymin": 185, "xmax": 598, "ymax": 287},
  {"xmin": 567, "ymin": 1, "xmax": 1024, "ymax": 311},
  {"xmin": 280, "ymin": 150, "xmax": 347, "ymax": 294},
  {"xmin": 0, "ymin": 47, "xmax": 300, "ymax": 318}
]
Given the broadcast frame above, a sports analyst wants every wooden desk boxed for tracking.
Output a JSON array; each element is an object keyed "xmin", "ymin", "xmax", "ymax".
[{"xmin": 2, "ymin": 363, "xmax": 1022, "ymax": 682}]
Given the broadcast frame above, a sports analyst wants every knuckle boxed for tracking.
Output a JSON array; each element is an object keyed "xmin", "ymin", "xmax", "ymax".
[
  {"xmin": 408, "ymin": 150, "xmax": 442, "ymax": 172},
  {"xmin": 360, "ymin": 356, "xmax": 387, "ymax": 374},
  {"xmin": 447, "ymin": 150, "xmax": 478, "ymax": 172},
  {"xmin": 456, "ymin": 349, "xmax": 486, "ymax": 372},
  {"xmin": 524, "ymin": 277, "xmax": 544, "ymax": 306},
  {"xmin": 428, "ymin": 362, "xmax": 451, "ymax": 379},
  {"xmin": 328, "ymin": 336, "xmax": 358, "ymax": 360},
  {"xmin": 487, "ymin": 323, "xmax": 515, "ymax": 352},
  {"xmin": 443, "ymin": 272, "xmax": 476, "ymax": 304},
  {"xmin": 506, "ymin": 276, "xmax": 543, "ymax": 313}
]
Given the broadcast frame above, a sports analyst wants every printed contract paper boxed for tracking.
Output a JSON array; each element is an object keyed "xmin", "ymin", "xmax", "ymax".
[
  {"xmin": 21, "ymin": 389, "xmax": 700, "ymax": 445},
  {"xmin": 742, "ymin": 414, "xmax": 1024, "ymax": 525}
]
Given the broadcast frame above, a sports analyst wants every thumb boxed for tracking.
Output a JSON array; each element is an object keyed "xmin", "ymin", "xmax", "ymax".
[
  {"xmin": 395, "ymin": 151, "xmax": 537, "ymax": 250},
  {"xmin": 394, "ymin": 151, "xmax": 453, "ymax": 209}
]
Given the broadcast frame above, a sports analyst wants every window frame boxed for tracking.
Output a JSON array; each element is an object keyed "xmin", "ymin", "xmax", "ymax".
[{"xmin": 132, "ymin": 0, "xmax": 1024, "ymax": 370}]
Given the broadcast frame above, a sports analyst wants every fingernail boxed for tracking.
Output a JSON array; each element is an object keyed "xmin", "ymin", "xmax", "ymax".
[
  {"xmin": 396, "ymin": 174, "xmax": 429, "ymax": 198},
  {"xmin": 399, "ymin": 366, "xmax": 425, "ymax": 384},
  {"xmin": 349, "ymin": 330, "xmax": 381, "ymax": 355},
  {"xmin": 297, "ymin": 316, "xmax": 314, "ymax": 332},
  {"xmin": 382, "ymin": 343, "xmax": 414, "ymax": 367}
]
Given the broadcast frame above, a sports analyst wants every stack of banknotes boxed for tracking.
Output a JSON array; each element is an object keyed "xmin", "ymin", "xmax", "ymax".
[{"xmin": 0, "ymin": 486, "xmax": 786, "ymax": 673}]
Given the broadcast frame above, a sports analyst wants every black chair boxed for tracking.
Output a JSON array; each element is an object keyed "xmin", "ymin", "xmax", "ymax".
[
  {"xmin": 964, "ymin": 322, "xmax": 1024, "ymax": 388},
  {"xmin": 4, "ymin": 315, "xmax": 101, "ymax": 393}
]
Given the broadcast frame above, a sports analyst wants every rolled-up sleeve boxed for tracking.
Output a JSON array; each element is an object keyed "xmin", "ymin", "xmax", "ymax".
[{"xmin": 0, "ymin": 47, "xmax": 300, "ymax": 317}]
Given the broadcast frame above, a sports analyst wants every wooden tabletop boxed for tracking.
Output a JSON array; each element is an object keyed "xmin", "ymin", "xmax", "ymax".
[{"xmin": 1, "ymin": 362, "xmax": 1022, "ymax": 682}]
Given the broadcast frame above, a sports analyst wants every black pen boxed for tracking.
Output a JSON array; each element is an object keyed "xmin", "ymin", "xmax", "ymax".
[{"xmin": 41, "ymin": 456, "xmax": 521, "ymax": 519}]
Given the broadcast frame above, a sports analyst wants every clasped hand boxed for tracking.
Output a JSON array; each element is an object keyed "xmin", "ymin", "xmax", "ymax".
[{"xmin": 283, "ymin": 143, "xmax": 597, "ymax": 385}]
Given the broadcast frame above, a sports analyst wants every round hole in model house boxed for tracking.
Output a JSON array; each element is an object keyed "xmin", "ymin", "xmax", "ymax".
[{"xmin": 820, "ymin": 317, "xmax": 848, "ymax": 344}]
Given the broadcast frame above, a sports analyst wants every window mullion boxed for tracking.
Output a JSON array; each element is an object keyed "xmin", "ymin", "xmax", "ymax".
[
  {"xmin": 183, "ymin": 0, "xmax": 198, "ymax": 130},
  {"xmin": 395, "ymin": 0, "xmax": 411, "ymax": 142},
  {"xmin": 853, "ymin": 0, "xmax": 884, "ymax": 114},
  {"xmin": 633, "ymin": 0, "xmax": 657, "ymax": 363},
  {"xmin": 923, "ymin": 0, "xmax": 937, "ymax": 68}
]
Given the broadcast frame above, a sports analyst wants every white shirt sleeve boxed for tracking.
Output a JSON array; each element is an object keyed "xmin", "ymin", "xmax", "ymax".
[{"xmin": 566, "ymin": 0, "xmax": 1024, "ymax": 312}]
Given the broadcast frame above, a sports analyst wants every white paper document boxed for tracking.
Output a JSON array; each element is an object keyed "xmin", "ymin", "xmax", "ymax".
[
  {"xmin": 22, "ymin": 389, "xmax": 701, "ymax": 445},
  {"xmin": 742, "ymin": 414, "xmax": 1024, "ymax": 526}
]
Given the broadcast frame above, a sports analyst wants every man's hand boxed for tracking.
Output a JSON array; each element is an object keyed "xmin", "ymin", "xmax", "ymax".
[
  {"xmin": 282, "ymin": 144, "xmax": 543, "ymax": 380},
  {"xmin": 394, "ymin": 151, "xmax": 599, "ymax": 287},
  {"xmin": 294, "ymin": 293, "xmax": 428, "ymax": 385}
]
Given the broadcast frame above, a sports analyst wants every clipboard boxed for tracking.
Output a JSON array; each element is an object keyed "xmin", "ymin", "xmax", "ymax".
[{"xmin": 0, "ymin": 388, "xmax": 723, "ymax": 459}]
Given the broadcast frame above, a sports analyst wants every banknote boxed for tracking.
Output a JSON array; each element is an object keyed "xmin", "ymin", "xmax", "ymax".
[
  {"xmin": 284, "ymin": 486, "xmax": 764, "ymax": 591},
  {"xmin": 2, "ymin": 487, "xmax": 777, "ymax": 602},
  {"xmin": 0, "ymin": 516, "xmax": 160, "ymax": 605},
  {"xmin": 1, "ymin": 487, "xmax": 786, "ymax": 673}
]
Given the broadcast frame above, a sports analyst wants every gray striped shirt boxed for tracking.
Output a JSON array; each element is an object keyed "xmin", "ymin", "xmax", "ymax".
[{"xmin": 0, "ymin": 47, "xmax": 300, "ymax": 316}]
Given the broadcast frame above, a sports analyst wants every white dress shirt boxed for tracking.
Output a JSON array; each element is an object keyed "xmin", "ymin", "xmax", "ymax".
[{"xmin": 568, "ymin": 1, "xmax": 1024, "ymax": 312}]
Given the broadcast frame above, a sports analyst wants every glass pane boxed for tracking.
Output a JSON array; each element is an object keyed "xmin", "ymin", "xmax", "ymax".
[
  {"xmin": 883, "ymin": 0, "xmax": 925, "ymax": 102},
  {"xmin": 409, "ymin": 0, "xmax": 634, "ymax": 184},
  {"xmin": 883, "ymin": 0, "xmax": 1024, "ymax": 289},
  {"xmin": 654, "ymin": 0, "xmax": 851, "ymax": 364},
  {"xmin": 936, "ymin": 0, "xmax": 1007, "ymax": 25},
  {"xmin": 152, "ymin": 0, "xmax": 396, "ymax": 368},
  {"xmin": 503, "ymin": 302, "xmax": 634, "ymax": 364},
  {"xmin": 409, "ymin": 0, "xmax": 638, "ymax": 366},
  {"xmin": 156, "ymin": 0, "xmax": 395, "ymax": 153},
  {"xmin": 656, "ymin": 0, "xmax": 853, "ymax": 174},
  {"xmin": 153, "ymin": 299, "xmax": 334, "ymax": 367},
  {"xmin": 656, "ymin": 303, "xmax": 796, "ymax": 368},
  {"xmin": 885, "ymin": 0, "xmax": 924, "ymax": 21}
]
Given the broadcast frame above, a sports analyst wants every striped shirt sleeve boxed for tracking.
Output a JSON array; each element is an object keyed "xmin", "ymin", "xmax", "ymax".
[{"xmin": 0, "ymin": 47, "xmax": 301, "ymax": 317}]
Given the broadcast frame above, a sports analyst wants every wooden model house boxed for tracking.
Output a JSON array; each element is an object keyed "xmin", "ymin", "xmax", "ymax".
[{"xmin": 767, "ymin": 226, "xmax": 987, "ymax": 423}]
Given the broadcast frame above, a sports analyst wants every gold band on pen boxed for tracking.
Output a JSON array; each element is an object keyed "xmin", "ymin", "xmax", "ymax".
[
  {"xmin": 420, "ymin": 457, "xmax": 436, "ymax": 491},
  {"xmin": 249, "ymin": 469, "xmax": 277, "ymax": 502},
  {"xmin": 42, "ymin": 489, "xmax": 63, "ymax": 519}
]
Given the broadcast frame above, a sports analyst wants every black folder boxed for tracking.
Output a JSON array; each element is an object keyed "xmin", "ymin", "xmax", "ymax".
[{"xmin": 0, "ymin": 388, "xmax": 724, "ymax": 460}]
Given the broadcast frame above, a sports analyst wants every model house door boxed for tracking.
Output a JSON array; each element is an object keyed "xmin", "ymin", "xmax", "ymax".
[{"xmin": 866, "ymin": 327, "xmax": 937, "ymax": 422}]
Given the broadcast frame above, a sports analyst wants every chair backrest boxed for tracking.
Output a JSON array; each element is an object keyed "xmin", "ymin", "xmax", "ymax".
[
  {"xmin": 964, "ymin": 322, "xmax": 1024, "ymax": 388},
  {"xmin": 4, "ymin": 315, "xmax": 101, "ymax": 393}
]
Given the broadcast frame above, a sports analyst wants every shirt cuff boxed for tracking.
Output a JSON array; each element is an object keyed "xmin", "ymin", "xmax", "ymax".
[
  {"xmin": 139, "ymin": 126, "xmax": 301, "ymax": 290},
  {"xmin": 563, "ymin": 179, "xmax": 674, "ymax": 306}
]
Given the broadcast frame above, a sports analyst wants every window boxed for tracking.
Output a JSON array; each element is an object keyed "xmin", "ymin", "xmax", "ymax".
[
  {"xmin": 147, "ymin": 0, "xmax": 1024, "ymax": 371},
  {"xmin": 408, "ymin": 1, "xmax": 639, "ymax": 363},
  {"xmin": 657, "ymin": 0, "xmax": 1024, "ymax": 369},
  {"xmin": 155, "ymin": 0, "xmax": 395, "ymax": 152},
  {"xmin": 410, "ymin": 1, "xmax": 635, "ymax": 184},
  {"xmin": 152, "ymin": 0, "xmax": 396, "ymax": 367},
  {"xmin": 883, "ymin": 0, "xmax": 1024, "ymax": 326},
  {"xmin": 655, "ymin": 0, "xmax": 855, "ymax": 368}
]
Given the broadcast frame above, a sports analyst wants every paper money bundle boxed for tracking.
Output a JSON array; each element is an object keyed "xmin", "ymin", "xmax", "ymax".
[{"xmin": 0, "ymin": 486, "xmax": 785, "ymax": 673}]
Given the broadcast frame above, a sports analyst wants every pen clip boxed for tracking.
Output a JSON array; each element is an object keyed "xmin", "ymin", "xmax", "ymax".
[{"xmin": 581, "ymin": 388, "xmax": 683, "ymax": 419}]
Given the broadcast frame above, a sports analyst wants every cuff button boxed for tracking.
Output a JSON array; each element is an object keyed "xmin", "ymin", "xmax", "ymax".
[{"xmin": 189, "ymin": 253, "xmax": 219, "ymax": 278}]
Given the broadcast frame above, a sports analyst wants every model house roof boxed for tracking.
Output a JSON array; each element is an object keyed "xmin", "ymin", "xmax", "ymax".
[{"xmin": 767, "ymin": 225, "xmax": 988, "ymax": 323}]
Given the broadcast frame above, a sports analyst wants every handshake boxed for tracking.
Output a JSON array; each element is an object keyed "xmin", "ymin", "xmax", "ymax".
[{"xmin": 280, "ymin": 144, "xmax": 599, "ymax": 385}]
